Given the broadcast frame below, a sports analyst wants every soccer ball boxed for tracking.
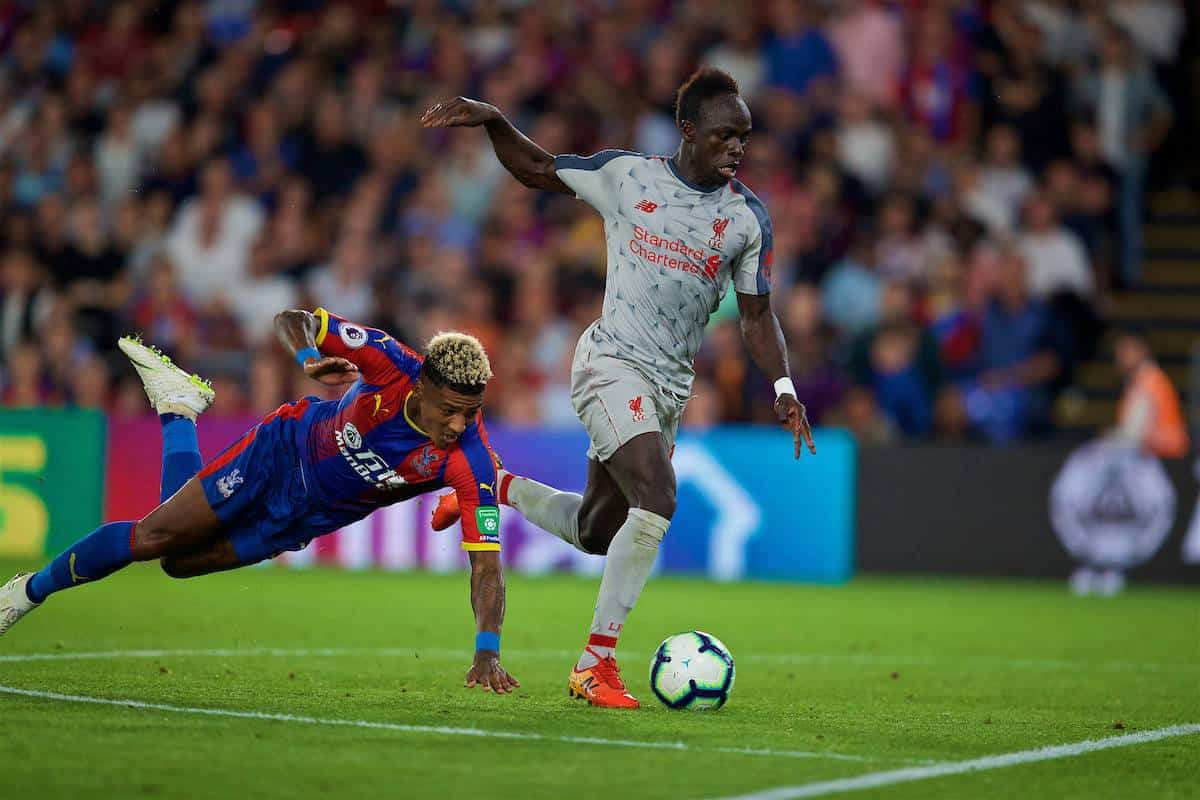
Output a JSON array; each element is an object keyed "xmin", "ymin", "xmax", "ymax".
[{"xmin": 649, "ymin": 630, "xmax": 735, "ymax": 710}]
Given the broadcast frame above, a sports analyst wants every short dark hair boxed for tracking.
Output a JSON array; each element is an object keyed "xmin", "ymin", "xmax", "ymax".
[{"xmin": 675, "ymin": 68, "xmax": 740, "ymax": 127}]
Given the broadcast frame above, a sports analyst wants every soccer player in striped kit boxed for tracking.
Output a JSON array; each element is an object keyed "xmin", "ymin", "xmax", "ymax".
[{"xmin": 0, "ymin": 309, "xmax": 519, "ymax": 694}]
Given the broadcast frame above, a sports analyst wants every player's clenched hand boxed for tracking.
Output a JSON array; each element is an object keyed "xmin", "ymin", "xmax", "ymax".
[
  {"xmin": 303, "ymin": 356, "xmax": 360, "ymax": 386},
  {"xmin": 465, "ymin": 652, "xmax": 521, "ymax": 695},
  {"xmin": 420, "ymin": 97, "xmax": 499, "ymax": 129},
  {"xmin": 775, "ymin": 395, "xmax": 816, "ymax": 459}
]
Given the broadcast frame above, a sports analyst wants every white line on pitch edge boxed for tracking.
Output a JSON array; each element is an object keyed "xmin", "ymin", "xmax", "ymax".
[
  {"xmin": 0, "ymin": 684, "xmax": 879, "ymax": 764},
  {"xmin": 706, "ymin": 723, "xmax": 1200, "ymax": 800},
  {"xmin": 0, "ymin": 647, "xmax": 1193, "ymax": 674}
]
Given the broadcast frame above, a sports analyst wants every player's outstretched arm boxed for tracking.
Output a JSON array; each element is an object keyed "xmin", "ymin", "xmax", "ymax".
[
  {"xmin": 421, "ymin": 97, "xmax": 572, "ymax": 195},
  {"xmin": 464, "ymin": 550, "xmax": 520, "ymax": 694},
  {"xmin": 273, "ymin": 309, "xmax": 360, "ymax": 386},
  {"xmin": 736, "ymin": 292, "xmax": 816, "ymax": 459}
]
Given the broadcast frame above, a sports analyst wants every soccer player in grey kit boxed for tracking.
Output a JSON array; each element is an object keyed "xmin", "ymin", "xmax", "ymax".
[{"xmin": 422, "ymin": 68, "xmax": 814, "ymax": 708}]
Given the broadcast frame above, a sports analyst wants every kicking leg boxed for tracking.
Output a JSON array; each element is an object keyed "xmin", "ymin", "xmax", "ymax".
[
  {"xmin": 1, "ymin": 478, "xmax": 223, "ymax": 635},
  {"xmin": 432, "ymin": 461, "xmax": 627, "ymax": 554},
  {"xmin": 568, "ymin": 432, "xmax": 674, "ymax": 708}
]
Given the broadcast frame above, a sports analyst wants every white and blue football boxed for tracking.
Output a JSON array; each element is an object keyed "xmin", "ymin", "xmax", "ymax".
[{"xmin": 649, "ymin": 630, "xmax": 735, "ymax": 710}]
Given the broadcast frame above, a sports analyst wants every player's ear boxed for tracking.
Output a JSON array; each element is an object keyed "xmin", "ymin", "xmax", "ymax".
[{"xmin": 679, "ymin": 119, "xmax": 696, "ymax": 143}]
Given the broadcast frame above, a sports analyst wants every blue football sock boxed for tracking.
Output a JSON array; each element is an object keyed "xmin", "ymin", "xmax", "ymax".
[
  {"xmin": 160, "ymin": 414, "xmax": 202, "ymax": 503},
  {"xmin": 26, "ymin": 521, "xmax": 135, "ymax": 604}
]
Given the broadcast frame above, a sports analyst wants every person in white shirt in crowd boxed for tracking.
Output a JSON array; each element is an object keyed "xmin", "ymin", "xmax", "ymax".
[
  {"xmin": 702, "ymin": 14, "xmax": 766, "ymax": 102},
  {"xmin": 835, "ymin": 92, "xmax": 895, "ymax": 196},
  {"xmin": 164, "ymin": 157, "xmax": 263, "ymax": 305},
  {"xmin": 954, "ymin": 157, "xmax": 1017, "ymax": 236},
  {"xmin": 1018, "ymin": 191, "xmax": 1094, "ymax": 300},
  {"xmin": 230, "ymin": 237, "xmax": 298, "ymax": 348},
  {"xmin": 94, "ymin": 102, "xmax": 141, "ymax": 211},
  {"xmin": 978, "ymin": 124, "xmax": 1034, "ymax": 220},
  {"xmin": 305, "ymin": 236, "xmax": 377, "ymax": 326}
]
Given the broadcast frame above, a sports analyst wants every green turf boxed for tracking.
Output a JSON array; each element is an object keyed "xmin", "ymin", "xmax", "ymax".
[{"xmin": 0, "ymin": 561, "xmax": 1196, "ymax": 799}]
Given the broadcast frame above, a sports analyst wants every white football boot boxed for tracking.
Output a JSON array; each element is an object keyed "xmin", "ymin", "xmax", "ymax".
[
  {"xmin": 0, "ymin": 573, "xmax": 37, "ymax": 636},
  {"xmin": 118, "ymin": 336, "xmax": 214, "ymax": 419}
]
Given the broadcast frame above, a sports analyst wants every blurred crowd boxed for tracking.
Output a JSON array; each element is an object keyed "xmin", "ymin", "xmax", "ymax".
[{"xmin": 0, "ymin": 0, "xmax": 1188, "ymax": 443}]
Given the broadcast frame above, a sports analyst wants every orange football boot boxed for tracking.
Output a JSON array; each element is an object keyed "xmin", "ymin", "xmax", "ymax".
[
  {"xmin": 568, "ymin": 648, "xmax": 640, "ymax": 709},
  {"xmin": 431, "ymin": 491, "xmax": 461, "ymax": 531}
]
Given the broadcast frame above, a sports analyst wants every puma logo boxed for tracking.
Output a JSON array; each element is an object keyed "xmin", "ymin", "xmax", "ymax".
[
  {"xmin": 69, "ymin": 552, "xmax": 89, "ymax": 584},
  {"xmin": 479, "ymin": 481, "xmax": 495, "ymax": 495},
  {"xmin": 372, "ymin": 395, "xmax": 389, "ymax": 416}
]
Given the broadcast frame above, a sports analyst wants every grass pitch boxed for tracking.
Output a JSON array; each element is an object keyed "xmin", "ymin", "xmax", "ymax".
[{"xmin": 0, "ymin": 561, "xmax": 1196, "ymax": 799}]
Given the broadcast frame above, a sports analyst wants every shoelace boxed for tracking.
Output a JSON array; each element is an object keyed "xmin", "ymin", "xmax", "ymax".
[{"xmin": 592, "ymin": 656, "xmax": 628, "ymax": 691}]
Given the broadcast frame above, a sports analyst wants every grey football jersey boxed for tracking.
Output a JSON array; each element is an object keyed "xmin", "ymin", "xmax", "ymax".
[{"xmin": 554, "ymin": 150, "xmax": 774, "ymax": 403}]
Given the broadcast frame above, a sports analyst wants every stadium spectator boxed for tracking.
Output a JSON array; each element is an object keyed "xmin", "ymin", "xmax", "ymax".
[
  {"xmin": 1073, "ymin": 22, "xmax": 1172, "ymax": 284},
  {"xmin": 827, "ymin": 0, "xmax": 905, "ymax": 111},
  {"xmin": 848, "ymin": 281, "xmax": 942, "ymax": 437},
  {"xmin": 0, "ymin": 249, "xmax": 54, "ymax": 365},
  {"xmin": 763, "ymin": 0, "xmax": 838, "ymax": 98},
  {"xmin": 164, "ymin": 157, "xmax": 263, "ymax": 305},
  {"xmin": 1018, "ymin": 191, "xmax": 1095, "ymax": 300},
  {"xmin": 835, "ymin": 92, "xmax": 895, "ymax": 196},
  {"xmin": 960, "ymin": 247, "xmax": 1063, "ymax": 442},
  {"xmin": 1112, "ymin": 333, "xmax": 1189, "ymax": 459},
  {"xmin": 701, "ymin": 12, "xmax": 766, "ymax": 102},
  {"xmin": 902, "ymin": 9, "xmax": 975, "ymax": 146}
]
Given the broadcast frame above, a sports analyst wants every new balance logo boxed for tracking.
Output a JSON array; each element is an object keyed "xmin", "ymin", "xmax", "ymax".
[
  {"xmin": 629, "ymin": 396, "xmax": 646, "ymax": 422},
  {"xmin": 634, "ymin": 200, "xmax": 658, "ymax": 213}
]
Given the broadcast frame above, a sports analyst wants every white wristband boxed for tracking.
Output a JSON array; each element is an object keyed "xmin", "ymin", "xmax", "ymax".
[{"xmin": 774, "ymin": 377, "xmax": 796, "ymax": 400}]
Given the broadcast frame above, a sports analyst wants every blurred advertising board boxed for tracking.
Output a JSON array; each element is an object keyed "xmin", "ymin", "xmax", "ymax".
[
  {"xmin": 857, "ymin": 442, "xmax": 1199, "ymax": 583},
  {"xmin": 106, "ymin": 417, "xmax": 856, "ymax": 582},
  {"xmin": 0, "ymin": 409, "xmax": 105, "ymax": 557}
]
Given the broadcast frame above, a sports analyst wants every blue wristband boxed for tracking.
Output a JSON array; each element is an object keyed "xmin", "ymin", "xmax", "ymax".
[
  {"xmin": 475, "ymin": 631, "xmax": 500, "ymax": 652},
  {"xmin": 295, "ymin": 347, "xmax": 320, "ymax": 366}
]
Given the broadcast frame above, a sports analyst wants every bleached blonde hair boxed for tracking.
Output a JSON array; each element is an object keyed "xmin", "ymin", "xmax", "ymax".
[{"xmin": 423, "ymin": 331, "xmax": 493, "ymax": 391}]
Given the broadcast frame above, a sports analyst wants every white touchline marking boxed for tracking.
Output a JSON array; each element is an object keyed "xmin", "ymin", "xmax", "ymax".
[
  {"xmin": 0, "ymin": 647, "xmax": 1194, "ymax": 674},
  {"xmin": 706, "ymin": 723, "xmax": 1200, "ymax": 800},
  {"xmin": 0, "ymin": 683, "xmax": 878, "ymax": 763}
]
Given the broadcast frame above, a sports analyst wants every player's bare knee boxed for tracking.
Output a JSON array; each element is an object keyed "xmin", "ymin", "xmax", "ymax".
[
  {"xmin": 630, "ymin": 481, "xmax": 675, "ymax": 521},
  {"xmin": 578, "ymin": 517, "xmax": 621, "ymax": 555},
  {"xmin": 132, "ymin": 519, "xmax": 183, "ymax": 561},
  {"xmin": 641, "ymin": 490, "xmax": 676, "ymax": 521}
]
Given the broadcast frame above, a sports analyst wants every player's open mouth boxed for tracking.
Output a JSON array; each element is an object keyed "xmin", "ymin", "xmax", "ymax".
[{"xmin": 718, "ymin": 163, "xmax": 739, "ymax": 178}]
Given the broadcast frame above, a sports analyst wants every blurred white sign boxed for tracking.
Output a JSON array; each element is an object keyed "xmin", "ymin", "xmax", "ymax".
[{"xmin": 1050, "ymin": 441, "xmax": 1176, "ymax": 569}]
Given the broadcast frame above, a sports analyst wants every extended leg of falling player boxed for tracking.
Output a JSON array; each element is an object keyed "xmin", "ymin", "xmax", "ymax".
[{"xmin": 0, "ymin": 338, "xmax": 214, "ymax": 633}]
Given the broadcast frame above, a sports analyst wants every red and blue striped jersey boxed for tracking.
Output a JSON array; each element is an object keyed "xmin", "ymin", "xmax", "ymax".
[{"xmin": 287, "ymin": 308, "xmax": 501, "ymax": 550}]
